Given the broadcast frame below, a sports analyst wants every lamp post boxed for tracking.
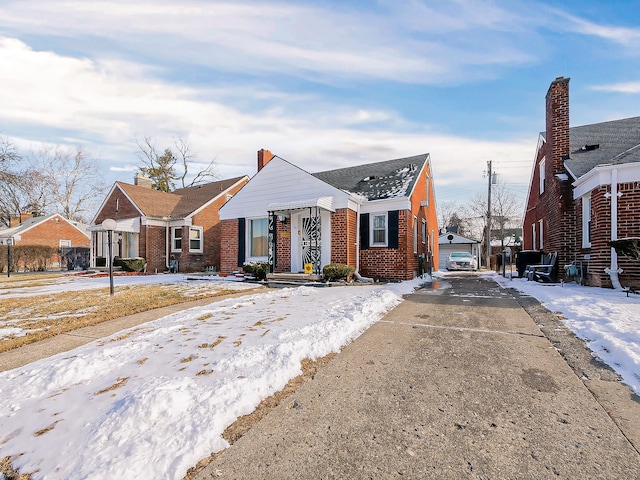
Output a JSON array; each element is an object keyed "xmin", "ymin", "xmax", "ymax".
[
  {"xmin": 6, "ymin": 238, "xmax": 12, "ymax": 278},
  {"xmin": 102, "ymin": 218, "xmax": 117, "ymax": 295}
]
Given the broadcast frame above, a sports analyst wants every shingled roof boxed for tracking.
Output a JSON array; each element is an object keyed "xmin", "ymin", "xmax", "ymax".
[
  {"xmin": 565, "ymin": 116, "xmax": 640, "ymax": 179},
  {"xmin": 117, "ymin": 176, "xmax": 247, "ymax": 218},
  {"xmin": 312, "ymin": 154, "xmax": 428, "ymax": 200}
]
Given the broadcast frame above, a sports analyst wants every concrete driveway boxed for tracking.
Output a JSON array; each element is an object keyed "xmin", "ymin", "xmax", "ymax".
[{"xmin": 195, "ymin": 273, "xmax": 640, "ymax": 479}]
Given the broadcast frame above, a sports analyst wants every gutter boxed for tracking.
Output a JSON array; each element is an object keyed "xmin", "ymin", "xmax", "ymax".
[{"xmin": 604, "ymin": 168, "xmax": 623, "ymax": 290}]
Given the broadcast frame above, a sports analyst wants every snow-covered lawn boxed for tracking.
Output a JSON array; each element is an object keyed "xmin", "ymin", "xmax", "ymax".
[{"xmin": 0, "ymin": 272, "xmax": 638, "ymax": 479}]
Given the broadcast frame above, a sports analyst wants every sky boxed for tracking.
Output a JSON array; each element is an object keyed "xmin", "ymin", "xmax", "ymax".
[
  {"xmin": 0, "ymin": 272, "xmax": 638, "ymax": 479},
  {"xmin": 1, "ymin": 0, "xmax": 640, "ymax": 217}
]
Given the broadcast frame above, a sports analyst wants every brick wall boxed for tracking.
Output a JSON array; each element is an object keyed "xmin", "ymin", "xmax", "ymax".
[
  {"xmin": 275, "ymin": 218, "xmax": 291, "ymax": 273},
  {"xmin": 17, "ymin": 217, "xmax": 90, "ymax": 249},
  {"xmin": 220, "ymin": 219, "xmax": 239, "ymax": 273},
  {"xmin": 144, "ymin": 225, "xmax": 167, "ymax": 274},
  {"xmin": 360, "ymin": 210, "xmax": 414, "ymax": 281},
  {"xmin": 330, "ymin": 208, "xmax": 357, "ymax": 268}
]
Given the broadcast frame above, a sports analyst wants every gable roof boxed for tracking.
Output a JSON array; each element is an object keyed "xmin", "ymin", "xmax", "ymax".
[
  {"xmin": 565, "ymin": 116, "xmax": 640, "ymax": 179},
  {"xmin": 312, "ymin": 154, "xmax": 428, "ymax": 200},
  {"xmin": 115, "ymin": 176, "xmax": 248, "ymax": 219},
  {"xmin": 0, "ymin": 213, "xmax": 89, "ymax": 238}
]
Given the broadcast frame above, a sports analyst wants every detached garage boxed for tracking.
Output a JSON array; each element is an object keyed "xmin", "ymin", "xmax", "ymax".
[{"xmin": 438, "ymin": 233, "xmax": 481, "ymax": 271}]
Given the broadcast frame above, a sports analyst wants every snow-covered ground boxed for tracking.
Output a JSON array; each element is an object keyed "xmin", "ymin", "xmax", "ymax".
[{"xmin": 0, "ymin": 272, "xmax": 638, "ymax": 479}]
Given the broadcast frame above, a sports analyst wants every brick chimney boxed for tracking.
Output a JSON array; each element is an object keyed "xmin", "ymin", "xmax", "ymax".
[
  {"xmin": 545, "ymin": 76, "xmax": 570, "ymax": 176},
  {"xmin": 134, "ymin": 173, "xmax": 153, "ymax": 188},
  {"xmin": 257, "ymin": 149, "xmax": 275, "ymax": 172},
  {"xmin": 9, "ymin": 212, "xmax": 33, "ymax": 227}
]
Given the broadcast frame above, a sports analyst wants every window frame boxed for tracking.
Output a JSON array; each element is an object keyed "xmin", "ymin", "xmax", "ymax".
[
  {"xmin": 189, "ymin": 226, "xmax": 204, "ymax": 253},
  {"xmin": 369, "ymin": 213, "xmax": 388, "ymax": 247},
  {"xmin": 413, "ymin": 215, "xmax": 418, "ymax": 254},
  {"xmin": 538, "ymin": 219, "xmax": 544, "ymax": 250},
  {"xmin": 171, "ymin": 227, "xmax": 182, "ymax": 252},
  {"xmin": 531, "ymin": 223, "xmax": 537, "ymax": 250},
  {"xmin": 248, "ymin": 217, "xmax": 268, "ymax": 259},
  {"xmin": 539, "ymin": 158, "xmax": 546, "ymax": 195},
  {"xmin": 421, "ymin": 219, "xmax": 426, "ymax": 245}
]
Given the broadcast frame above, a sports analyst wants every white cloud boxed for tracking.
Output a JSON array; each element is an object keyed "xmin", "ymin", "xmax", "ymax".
[{"xmin": 591, "ymin": 82, "xmax": 640, "ymax": 94}]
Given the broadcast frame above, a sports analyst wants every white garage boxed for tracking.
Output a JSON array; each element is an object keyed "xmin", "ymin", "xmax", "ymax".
[{"xmin": 438, "ymin": 233, "xmax": 481, "ymax": 271}]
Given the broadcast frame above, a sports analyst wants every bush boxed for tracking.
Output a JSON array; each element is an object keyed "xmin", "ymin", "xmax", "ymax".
[
  {"xmin": 322, "ymin": 263, "xmax": 355, "ymax": 282},
  {"xmin": 95, "ymin": 257, "xmax": 106, "ymax": 267},
  {"xmin": 243, "ymin": 262, "xmax": 268, "ymax": 280},
  {"xmin": 114, "ymin": 257, "xmax": 147, "ymax": 272}
]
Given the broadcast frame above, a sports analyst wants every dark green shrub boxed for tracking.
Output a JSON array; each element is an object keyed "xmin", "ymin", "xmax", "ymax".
[
  {"xmin": 323, "ymin": 263, "xmax": 355, "ymax": 282},
  {"xmin": 114, "ymin": 257, "xmax": 147, "ymax": 272},
  {"xmin": 243, "ymin": 262, "xmax": 268, "ymax": 280}
]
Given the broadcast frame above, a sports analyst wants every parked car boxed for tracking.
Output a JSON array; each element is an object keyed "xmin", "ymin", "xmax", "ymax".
[{"xmin": 446, "ymin": 252, "xmax": 477, "ymax": 271}]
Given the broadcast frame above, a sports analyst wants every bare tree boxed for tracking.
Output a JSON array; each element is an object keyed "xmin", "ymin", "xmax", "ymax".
[
  {"xmin": 437, "ymin": 200, "xmax": 474, "ymax": 237},
  {"xmin": 136, "ymin": 136, "xmax": 218, "ymax": 191},
  {"xmin": 466, "ymin": 183, "xmax": 522, "ymax": 249},
  {"xmin": 35, "ymin": 146, "xmax": 106, "ymax": 222}
]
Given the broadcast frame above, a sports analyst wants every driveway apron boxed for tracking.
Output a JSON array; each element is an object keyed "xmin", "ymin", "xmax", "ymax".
[{"xmin": 196, "ymin": 274, "xmax": 640, "ymax": 479}]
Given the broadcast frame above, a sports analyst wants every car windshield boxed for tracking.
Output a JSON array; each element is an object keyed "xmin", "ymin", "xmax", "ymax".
[{"xmin": 450, "ymin": 252, "xmax": 472, "ymax": 258}]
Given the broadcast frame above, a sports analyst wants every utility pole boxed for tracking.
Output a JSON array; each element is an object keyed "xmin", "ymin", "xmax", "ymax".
[{"xmin": 485, "ymin": 160, "xmax": 492, "ymax": 270}]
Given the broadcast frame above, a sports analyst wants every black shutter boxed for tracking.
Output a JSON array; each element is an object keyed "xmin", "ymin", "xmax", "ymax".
[
  {"xmin": 238, "ymin": 218, "xmax": 245, "ymax": 266},
  {"xmin": 360, "ymin": 213, "xmax": 369, "ymax": 250},
  {"xmin": 388, "ymin": 210, "xmax": 399, "ymax": 249}
]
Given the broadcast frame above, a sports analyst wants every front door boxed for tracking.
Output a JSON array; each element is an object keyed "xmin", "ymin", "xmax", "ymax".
[{"xmin": 300, "ymin": 214, "xmax": 321, "ymax": 274}]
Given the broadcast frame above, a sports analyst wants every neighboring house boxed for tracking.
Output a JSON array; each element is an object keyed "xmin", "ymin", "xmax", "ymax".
[
  {"xmin": 219, "ymin": 149, "xmax": 439, "ymax": 281},
  {"xmin": 523, "ymin": 76, "xmax": 640, "ymax": 287},
  {"xmin": 0, "ymin": 213, "xmax": 90, "ymax": 268},
  {"xmin": 438, "ymin": 232, "xmax": 481, "ymax": 271},
  {"xmin": 91, "ymin": 174, "xmax": 249, "ymax": 273}
]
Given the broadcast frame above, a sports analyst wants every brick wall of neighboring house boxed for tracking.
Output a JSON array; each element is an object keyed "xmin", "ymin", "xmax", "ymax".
[
  {"xmin": 580, "ymin": 182, "xmax": 640, "ymax": 287},
  {"xmin": 360, "ymin": 210, "xmax": 413, "ymax": 281},
  {"xmin": 144, "ymin": 225, "xmax": 167, "ymax": 274},
  {"xmin": 16, "ymin": 217, "xmax": 90, "ymax": 249},
  {"xmin": 523, "ymin": 144, "xmax": 545, "ymax": 250},
  {"xmin": 94, "ymin": 188, "xmax": 140, "ymax": 225},
  {"xmin": 220, "ymin": 219, "xmax": 239, "ymax": 273},
  {"xmin": 275, "ymin": 218, "xmax": 291, "ymax": 273}
]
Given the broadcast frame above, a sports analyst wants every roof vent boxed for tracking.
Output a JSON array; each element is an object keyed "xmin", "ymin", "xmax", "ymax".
[
  {"xmin": 581, "ymin": 144, "xmax": 600, "ymax": 151},
  {"xmin": 362, "ymin": 175, "xmax": 378, "ymax": 182}
]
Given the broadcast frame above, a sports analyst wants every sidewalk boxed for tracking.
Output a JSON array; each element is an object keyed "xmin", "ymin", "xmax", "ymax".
[{"xmin": 195, "ymin": 274, "xmax": 640, "ymax": 479}]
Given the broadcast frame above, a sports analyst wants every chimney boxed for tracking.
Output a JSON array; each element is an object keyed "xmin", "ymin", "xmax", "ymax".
[
  {"xmin": 257, "ymin": 149, "xmax": 275, "ymax": 172},
  {"xmin": 9, "ymin": 212, "xmax": 33, "ymax": 227},
  {"xmin": 134, "ymin": 173, "xmax": 153, "ymax": 188},
  {"xmin": 545, "ymin": 76, "xmax": 570, "ymax": 176}
]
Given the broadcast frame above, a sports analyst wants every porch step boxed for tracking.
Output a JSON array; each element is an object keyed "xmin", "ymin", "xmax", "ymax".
[{"xmin": 266, "ymin": 273, "xmax": 325, "ymax": 288}]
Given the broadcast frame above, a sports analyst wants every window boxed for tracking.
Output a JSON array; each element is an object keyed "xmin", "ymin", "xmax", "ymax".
[
  {"xmin": 171, "ymin": 228, "xmax": 182, "ymax": 252},
  {"xmin": 250, "ymin": 218, "xmax": 268, "ymax": 257},
  {"xmin": 538, "ymin": 220, "xmax": 544, "ymax": 250},
  {"xmin": 539, "ymin": 158, "xmax": 546, "ymax": 195},
  {"xmin": 421, "ymin": 219, "xmax": 426, "ymax": 245},
  {"xmin": 531, "ymin": 223, "xmax": 537, "ymax": 250},
  {"xmin": 189, "ymin": 227, "xmax": 203, "ymax": 252},
  {"xmin": 582, "ymin": 194, "xmax": 592, "ymax": 248},
  {"xmin": 425, "ymin": 174, "xmax": 430, "ymax": 205},
  {"xmin": 59, "ymin": 239, "xmax": 71, "ymax": 248},
  {"xmin": 413, "ymin": 216, "xmax": 418, "ymax": 253},
  {"xmin": 370, "ymin": 213, "xmax": 387, "ymax": 246}
]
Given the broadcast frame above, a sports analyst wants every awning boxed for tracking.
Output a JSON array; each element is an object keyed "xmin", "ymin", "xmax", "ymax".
[
  {"xmin": 267, "ymin": 196, "xmax": 335, "ymax": 214},
  {"xmin": 87, "ymin": 217, "xmax": 140, "ymax": 233}
]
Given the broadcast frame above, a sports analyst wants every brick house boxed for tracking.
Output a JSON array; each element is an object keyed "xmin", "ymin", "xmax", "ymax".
[
  {"xmin": 219, "ymin": 150, "xmax": 439, "ymax": 281},
  {"xmin": 91, "ymin": 174, "xmax": 249, "ymax": 273},
  {"xmin": 0, "ymin": 213, "xmax": 90, "ymax": 268},
  {"xmin": 523, "ymin": 76, "xmax": 640, "ymax": 287}
]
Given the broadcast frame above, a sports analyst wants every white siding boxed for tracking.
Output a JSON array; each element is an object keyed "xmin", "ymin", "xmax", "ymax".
[{"xmin": 219, "ymin": 157, "xmax": 352, "ymax": 220}]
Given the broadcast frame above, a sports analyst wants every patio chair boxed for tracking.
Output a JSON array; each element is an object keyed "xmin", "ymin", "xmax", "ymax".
[{"xmin": 524, "ymin": 252, "xmax": 557, "ymax": 282}]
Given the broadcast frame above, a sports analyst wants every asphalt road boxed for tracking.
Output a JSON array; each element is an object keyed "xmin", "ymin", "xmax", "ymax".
[{"xmin": 195, "ymin": 273, "xmax": 640, "ymax": 479}]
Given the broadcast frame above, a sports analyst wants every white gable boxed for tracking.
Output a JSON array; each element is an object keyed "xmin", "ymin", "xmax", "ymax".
[
  {"xmin": 219, "ymin": 157, "xmax": 353, "ymax": 219},
  {"xmin": 438, "ymin": 232, "xmax": 480, "ymax": 245}
]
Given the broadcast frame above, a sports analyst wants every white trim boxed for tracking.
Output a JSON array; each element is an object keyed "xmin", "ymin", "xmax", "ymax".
[
  {"xmin": 573, "ymin": 161, "xmax": 640, "ymax": 198},
  {"xmin": 247, "ymin": 217, "xmax": 268, "ymax": 258},
  {"xmin": 421, "ymin": 219, "xmax": 426, "ymax": 245},
  {"xmin": 360, "ymin": 197, "xmax": 411, "ymax": 214},
  {"xmin": 171, "ymin": 227, "xmax": 182, "ymax": 252},
  {"xmin": 539, "ymin": 158, "xmax": 546, "ymax": 195},
  {"xmin": 538, "ymin": 219, "xmax": 544, "ymax": 250},
  {"xmin": 582, "ymin": 193, "xmax": 592, "ymax": 248},
  {"xmin": 370, "ymin": 212, "xmax": 388, "ymax": 247},
  {"xmin": 413, "ymin": 215, "xmax": 418, "ymax": 254}
]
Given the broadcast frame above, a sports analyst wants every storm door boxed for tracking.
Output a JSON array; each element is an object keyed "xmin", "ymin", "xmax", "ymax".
[{"xmin": 300, "ymin": 207, "xmax": 321, "ymax": 274}]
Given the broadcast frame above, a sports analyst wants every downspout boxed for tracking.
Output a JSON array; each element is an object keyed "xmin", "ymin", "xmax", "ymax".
[
  {"xmin": 165, "ymin": 217, "xmax": 170, "ymax": 272},
  {"xmin": 604, "ymin": 168, "xmax": 623, "ymax": 290},
  {"xmin": 353, "ymin": 199, "xmax": 373, "ymax": 283}
]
